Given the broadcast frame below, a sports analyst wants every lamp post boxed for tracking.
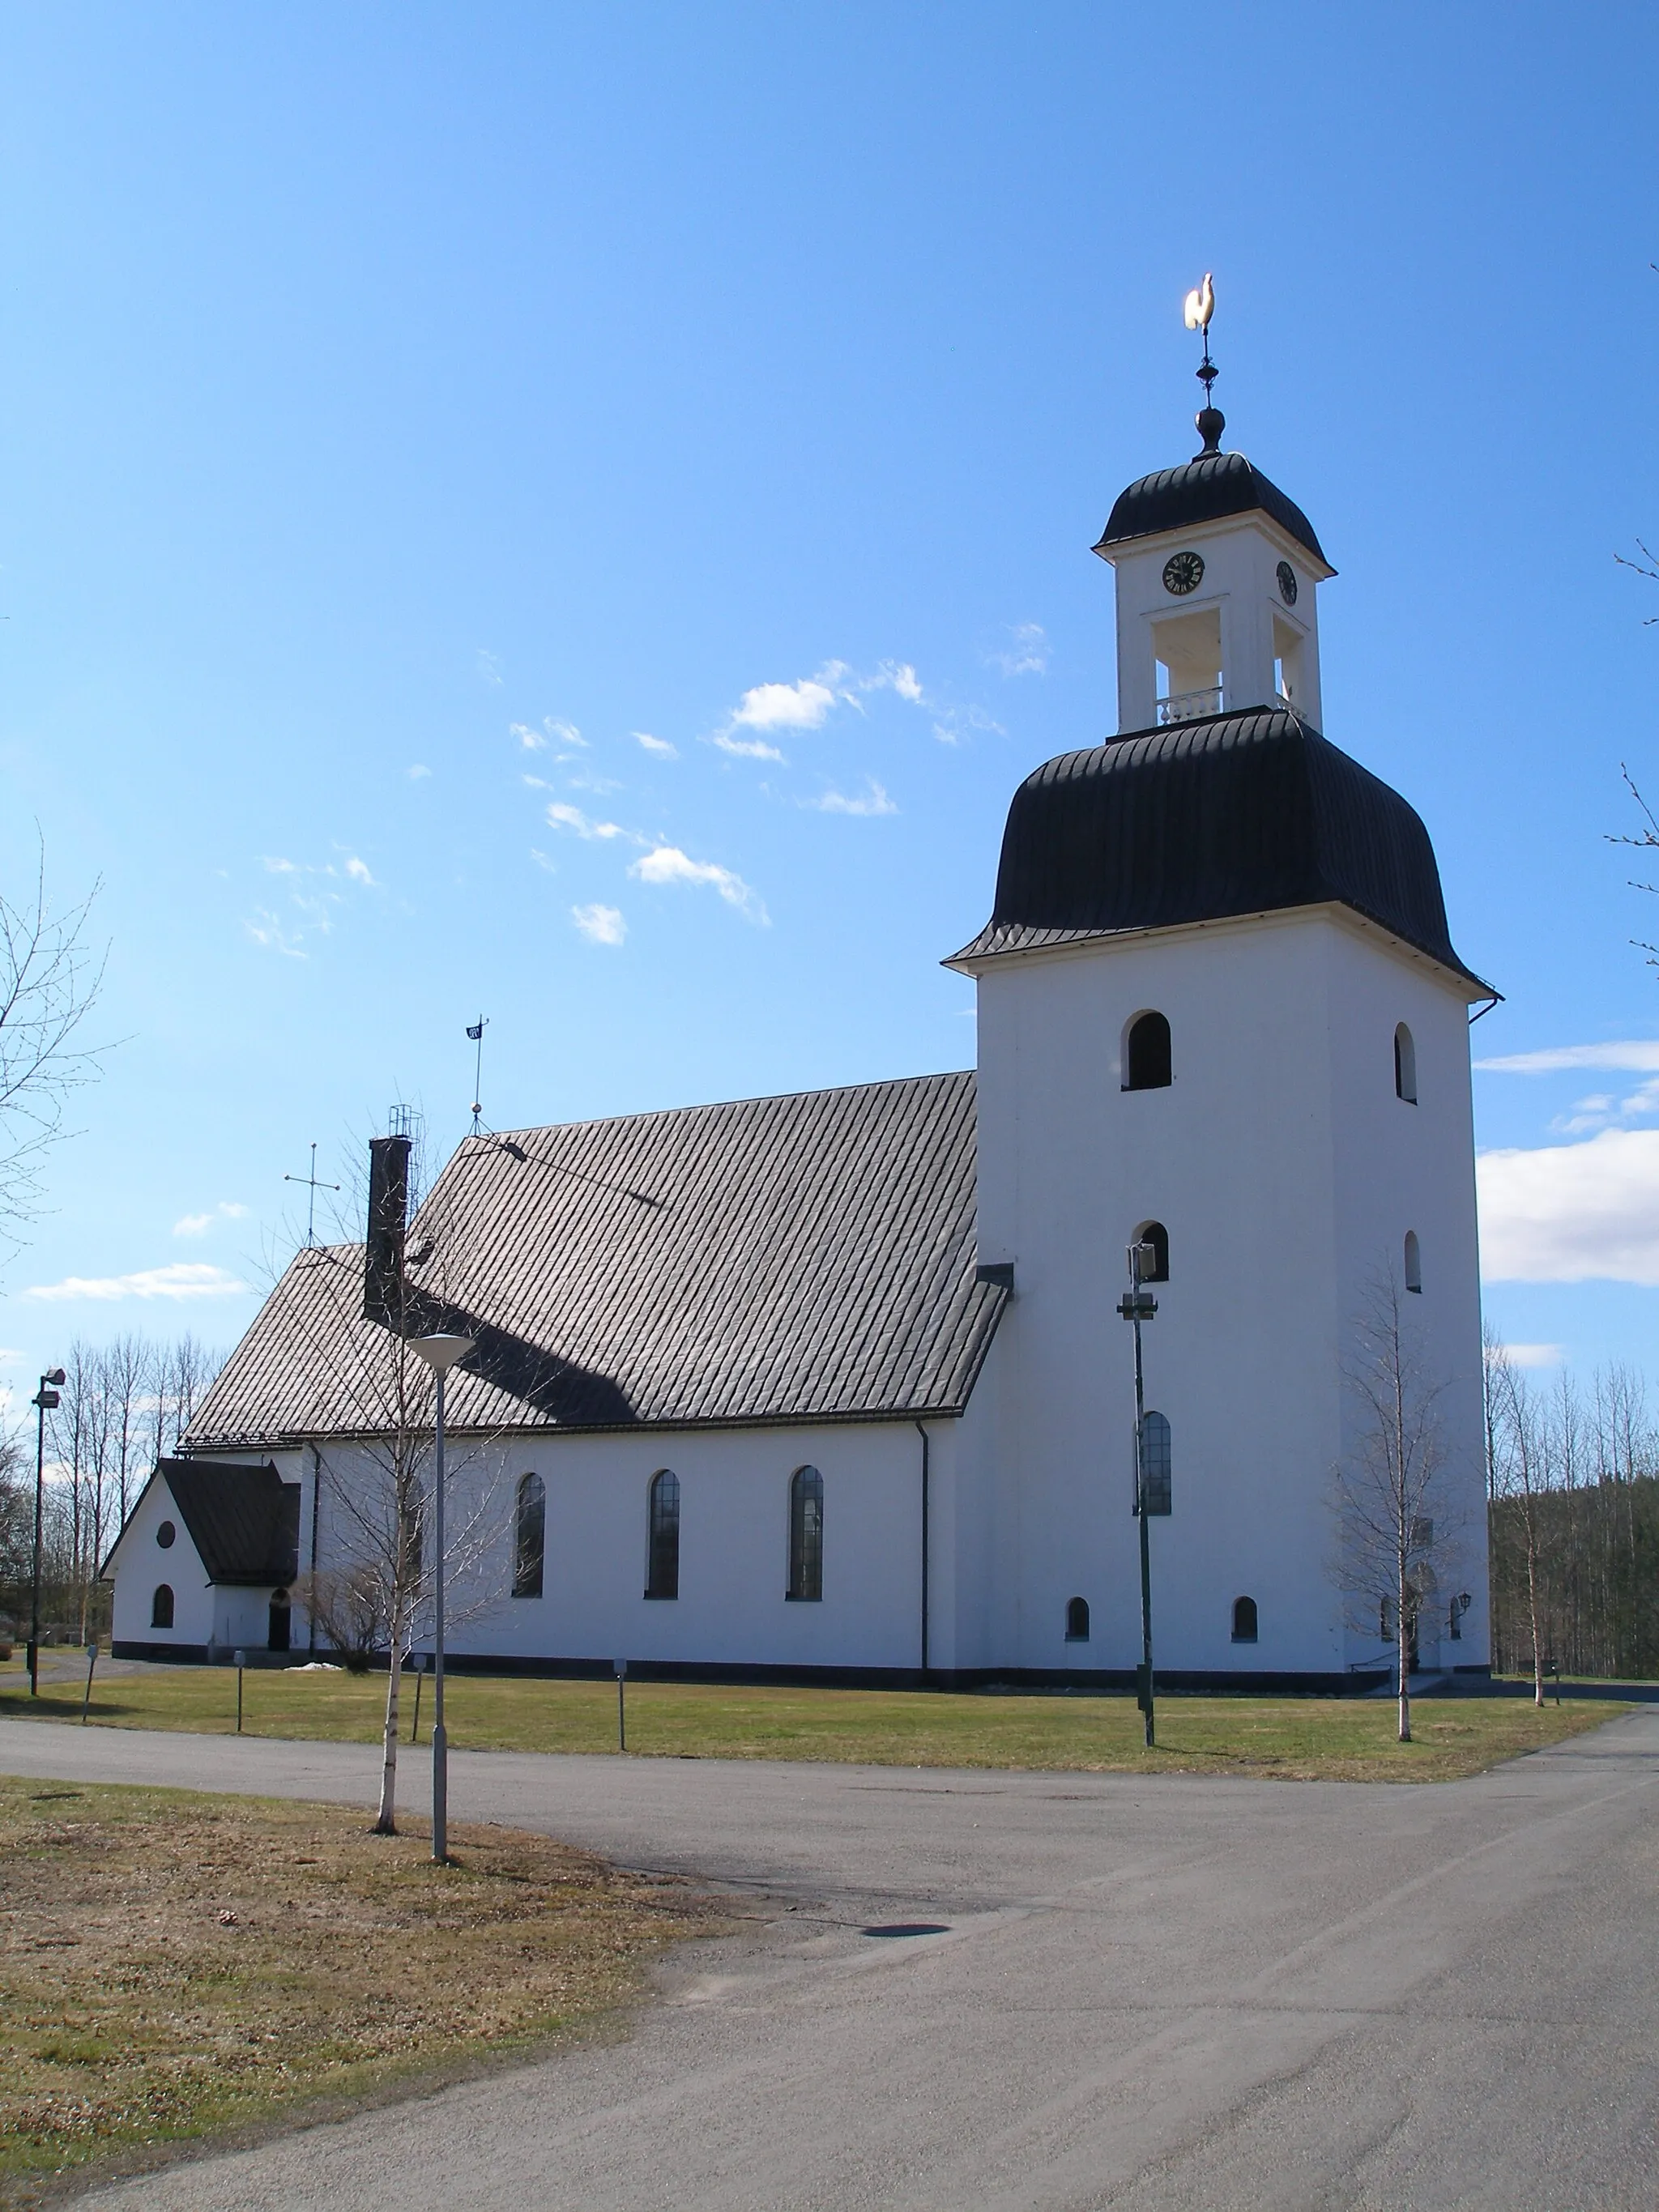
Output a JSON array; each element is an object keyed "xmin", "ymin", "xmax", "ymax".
[
  {"xmin": 1116, "ymin": 1245, "xmax": 1158, "ymax": 1749},
  {"xmin": 28, "ymin": 1368, "xmax": 66, "ymax": 1697},
  {"xmin": 408, "ymin": 1333, "xmax": 474, "ymax": 1865}
]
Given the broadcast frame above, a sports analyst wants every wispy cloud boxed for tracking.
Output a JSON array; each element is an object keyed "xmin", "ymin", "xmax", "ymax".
[
  {"xmin": 173, "ymin": 1202, "xmax": 249, "ymax": 1239},
  {"xmin": 1478, "ymin": 1127, "xmax": 1659, "ymax": 1283},
  {"xmin": 989, "ymin": 622, "xmax": 1050, "ymax": 678},
  {"xmin": 1505, "ymin": 1343, "xmax": 1567, "ymax": 1369},
  {"xmin": 1476, "ymin": 1041, "xmax": 1659, "ymax": 1074},
  {"xmin": 407, "ymin": 764, "xmax": 432, "ymax": 780},
  {"xmin": 710, "ymin": 660, "xmax": 932, "ymax": 763},
  {"xmin": 545, "ymin": 801, "xmax": 633, "ymax": 842},
  {"xmin": 634, "ymin": 731, "xmax": 677, "ymax": 759},
  {"xmin": 807, "ymin": 779, "xmax": 898, "ymax": 817},
  {"xmin": 476, "ymin": 649, "xmax": 504, "ymax": 688},
  {"xmin": 343, "ymin": 855, "xmax": 375, "ymax": 887},
  {"xmin": 572, "ymin": 903, "xmax": 627, "ymax": 946},
  {"xmin": 514, "ymin": 716, "xmax": 586, "ymax": 752},
  {"xmin": 630, "ymin": 846, "xmax": 768, "ymax": 925},
  {"xmin": 246, "ymin": 850, "xmax": 377, "ymax": 956},
  {"xmin": 245, "ymin": 910, "xmax": 305, "ymax": 958},
  {"xmin": 713, "ymin": 731, "xmax": 788, "ymax": 762},
  {"xmin": 529, "ymin": 848, "xmax": 557, "ymax": 874},
  {"xmin": 26, "ymin": 1263, "xmax": 251, "ymax": 1302}
]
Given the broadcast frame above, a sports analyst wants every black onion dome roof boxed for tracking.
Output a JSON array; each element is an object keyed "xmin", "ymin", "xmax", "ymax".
[
  {"xmin": 949, "ymin": 708, "xmax": 1487, "ymax": 990},
  {"xmin": 1094, "ymin": 451, "xmax": 1329, "ymax": 570}
]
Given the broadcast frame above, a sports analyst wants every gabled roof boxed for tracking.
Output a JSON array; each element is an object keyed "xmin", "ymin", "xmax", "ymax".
[
  {"xmin": 104, "ymin": 1459, "xmax": 298, "ymax": 1586},
  {"xmin": 949, "ymin": 708, "xmax": 1492, "ymax": 995},
  {"xmin": 186, "ymin": 1072, "xmax": 1007, "ymax": 1448},
  {"xmin": 1094, "ymin": 450, "xmax": 1330, "ymax": 570}
]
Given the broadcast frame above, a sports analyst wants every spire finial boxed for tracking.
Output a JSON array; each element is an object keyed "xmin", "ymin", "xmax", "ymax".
[{"xmin": 1183, "ymin": 272, "xmax": 1225, "ymax": 457}]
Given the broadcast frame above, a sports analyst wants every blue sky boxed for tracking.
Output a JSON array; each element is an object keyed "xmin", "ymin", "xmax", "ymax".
[{"xmin": 2, "ymin": 3, "xmax": 1658, "ymax": 1404}]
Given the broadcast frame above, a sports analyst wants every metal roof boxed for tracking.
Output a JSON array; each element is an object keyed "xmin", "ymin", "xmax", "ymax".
[
  {"xmin": 104, "ymin": 1458, "xmax": 299, "ymax": 1586},
  {"xmin": 948, "ymin": 708, "xmax": 1491, "ymax": 993},
  {"xmin": 186, "ymin": 1072, "xmax": 1007, "ymax": 1448},
  {"xmin": 1094, "ymin": 450, "xmax": 1329, "ymax": 569}
]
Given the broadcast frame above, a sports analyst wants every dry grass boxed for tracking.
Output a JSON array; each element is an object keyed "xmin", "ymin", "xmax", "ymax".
[
  {"xmin": 0, "ymin": 1775, "xmax": 716, "ymax": 2205},
  {"xmin": 0, "ymin": 1652, "xmax": 1627, "ymax": 1780}
]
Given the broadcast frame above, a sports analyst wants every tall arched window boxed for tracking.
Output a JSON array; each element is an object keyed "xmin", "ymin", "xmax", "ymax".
[
  {"xmin": 514, "ymin": 1472, "xmax": 546, "ymax": 1599},
  {"xmin": 1137, "ymin": 1411, "xmax": 1172, "ymax": 1515},
  {"xmin": 1394, "ymin": 1022, "xmax": 1418, "ymax": 1104},
  {"xmin": 151, "ymin": 1583, "xmax": 174, "ymax": 1629},
  {"xmin": 1404, "ymin": 1230, "xmax": 1422, "ymax": 1294},
  {"xmin": 1231, "ymin": 1595, "xmax": 1258, "ymax": 1643},
  {"xmin": 1064, "ymin": 1596, "xmax": 1090, "ymax": 1642},
  {"xmin": 1124, "ymin": 1011, "xmax": 1172, "ymax": 1092},
  {"xmin": 1134, "ymin": 1221, "xmax": 1170, "ymax": 1282},
  {"xmin": 787, "ymin": 1465, "xmax": 824, "ymax": 1601},
  {"xmin": 646, "ymin": 1469, "xmax": 680, "ymax": 1600}
]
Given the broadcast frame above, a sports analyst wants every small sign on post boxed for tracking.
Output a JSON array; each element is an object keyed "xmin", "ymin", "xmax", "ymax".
[
  {"xmin": 81, "ymin": 1641, "xmax": 97, "ymax": 1725},
  {"xmin": 614, "ymin": 1657, "xmax": 628, "ymax": 1754},
  {"xmin": 410, "ymin": 1651, "xmax": 427, "ymax": 1743},
  {"xmin": 233, "ymin": 1650, "xmax": 248, "ymax": 1734}
]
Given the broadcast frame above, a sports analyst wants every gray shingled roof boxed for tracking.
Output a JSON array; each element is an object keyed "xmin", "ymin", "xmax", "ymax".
[
  {"xmin": 104, "ymin": 1459, "xmax": 298, "ymax": 1586},
  {"xmin": 186, "ymin": 1072, "xmax": 1006, "ymax": 1449}
]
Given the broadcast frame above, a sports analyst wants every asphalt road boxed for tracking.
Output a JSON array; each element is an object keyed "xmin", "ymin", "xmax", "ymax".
[{"xmin": 2, "ymin": 1711, "xmax": 1656, "ymax": 2210}]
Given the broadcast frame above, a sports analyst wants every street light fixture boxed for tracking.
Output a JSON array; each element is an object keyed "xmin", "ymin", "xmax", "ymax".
[
  {"xmin": 28, "ymin": 1367, "xmax": 66, "ymax": 1698},
  {"xmin": 407, "ymin": 1332, "xmax": 474, "ymax": 1865},
  {"xmin": 1116, "ymin": 1244, "xmax": 1158, "ymax": 1748}
]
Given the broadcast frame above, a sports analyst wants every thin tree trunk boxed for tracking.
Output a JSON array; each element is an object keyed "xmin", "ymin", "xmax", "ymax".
[
  {"xmin": 1397, "ymin": 1554, "xmax": 1411, "ymax": 1743},
  {"xmin": 374, "ymin": 1632, "xmax": 404, "ymax": 1835}
]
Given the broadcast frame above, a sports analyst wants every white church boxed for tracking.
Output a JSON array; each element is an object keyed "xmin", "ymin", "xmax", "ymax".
[{"xmin": 109, "ymin": 375, "xmax": 1494, "ymax": 1690}]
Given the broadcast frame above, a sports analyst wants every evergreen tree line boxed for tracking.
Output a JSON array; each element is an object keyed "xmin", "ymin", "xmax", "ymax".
[
  {"xmin": 1486, "ymin": 1346, "xmax": 1659, "ymax": 1682},
  {"xmin": 0, "ymin": 1333, "xmax": 223, "ymax": 1645}
]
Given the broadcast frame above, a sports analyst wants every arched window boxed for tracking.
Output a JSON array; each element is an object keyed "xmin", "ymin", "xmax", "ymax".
[
  {"xmin": 787, "ymin": 1466, "xmax": 824, "ymax": 1601},
  {"xmin": 1394, "ymin": 1022, "xmax": 1418, "ymax": 1104},
  {"xmin": 1064, "ymin": 1596, "xmax": 1090, "ymax": 1642},
  {"xmin": 151, "ymin": 1583, "xmax": 174, "ymax": 1630},
  {"xmin": 1404, "ymin": 1230, "xmax": 1422, "ymax": 1294},
  {"xmin": 1137, "ymin": 1411, "xmax": 1172, "ymax": 1515},
  {"xmin": 268, "ymin": 1588, "xmax": 292, "ymax": 1652},
  {"xmin": 1231, "ymin": 1595, "xmax": 1258, "ymax": 1643},
  {"xmin": 1124, "ymin": 1011, "xmax": 1172, "ymax": 1092},
  {"xmin": 514, "ymin": 1473, "xmax": 545, "ymax": 1599},
  {"xmin": 646, "ymin": 1469, "xmax": 680, "ymax": 1600},
  {"xmin": 1133, "ymin": 1221, "xmax": 1170, "ymax": 1283}
]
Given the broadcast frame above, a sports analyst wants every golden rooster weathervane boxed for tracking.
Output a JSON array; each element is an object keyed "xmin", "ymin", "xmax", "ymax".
[{"xmin": 1183, "ymin": 271, "xmax": 1225, "ymax": 458}]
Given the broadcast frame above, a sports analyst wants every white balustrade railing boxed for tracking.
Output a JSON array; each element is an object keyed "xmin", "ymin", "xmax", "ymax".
[{"xmin": 1156, "ymin": 687, "xmax": 1222, "ymax": 726}]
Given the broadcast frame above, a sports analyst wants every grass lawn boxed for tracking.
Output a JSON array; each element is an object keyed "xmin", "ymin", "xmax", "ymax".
[
  {"xmin": 0, "ymin": 1653, "xmax": 1624, "ymax": 1781},
  {"xmin": 0, "ymin": 1775, "xmax": 714, "ymax": 2205}
]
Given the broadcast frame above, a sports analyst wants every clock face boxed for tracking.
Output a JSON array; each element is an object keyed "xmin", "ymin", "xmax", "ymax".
[
  {"xmin": 1276, "ymin": 560, "xmax": 1299, "ymax": 606},
  {"xmin": 1162, "ymin": 550, "xmax": 1205, "ymax": 597}
]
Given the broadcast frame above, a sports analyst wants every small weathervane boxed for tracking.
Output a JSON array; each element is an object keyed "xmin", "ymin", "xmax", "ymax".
[
  {"xmin": 1183, "ymin": 271, "xmax": 1225, "ymax": 458},
  {"xmin": 467, "ymin": 1016, "xmax": 488, "ymax": 1135}
]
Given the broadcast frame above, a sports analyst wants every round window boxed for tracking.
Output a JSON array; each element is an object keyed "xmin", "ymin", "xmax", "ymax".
[{"xmin": 156, "ymin": 1519, "xmax": 177, "ymax": 1549}]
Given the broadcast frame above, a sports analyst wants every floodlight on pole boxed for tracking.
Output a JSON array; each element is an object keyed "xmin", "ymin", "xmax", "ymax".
[
  {"xmin": 28, "ymin": 1368, "xmax": 66, "ymax": 1698},
  {"xmin": 407, "ymin": 1333, "xmax": 474, "ymax": 1865}
]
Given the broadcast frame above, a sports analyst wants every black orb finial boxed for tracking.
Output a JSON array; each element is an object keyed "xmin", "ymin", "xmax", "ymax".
[{"xmin": 1195, "ymin": 403, "xmax": 1225, "ymax": 457}]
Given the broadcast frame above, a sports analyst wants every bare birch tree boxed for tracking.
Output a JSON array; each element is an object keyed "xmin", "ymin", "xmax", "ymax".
[
  {"xmin": 1485, "ymin": 1331, "xmax": 1550, "ymax": 1707},
  {"xmin": 1334, "ymin": 1269, "xmax": 1466, "ymax": 1742},
  {"xmin": 0, "ymin": 840, "xmax": 107, "ymax": 1250}
]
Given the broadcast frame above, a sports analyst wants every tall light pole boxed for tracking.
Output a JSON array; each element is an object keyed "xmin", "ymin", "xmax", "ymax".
[
  {"xmin": 1117, "ymin": 1244, "xmax": 1158, "ymax": 1748},
  {"xmin": 28, "ymin": 1368, "xmax": 66, "ymax": 1697},
  {"xmin": 408, "ymin": 1332, "xmax": 473, "ymax": 1865}
]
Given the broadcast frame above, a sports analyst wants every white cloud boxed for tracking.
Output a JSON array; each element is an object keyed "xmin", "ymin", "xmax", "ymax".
[
  {"xmin": 1476, "ymin": 1040, "xmax": 1659, "ymax": 1074},
  {"xmin": 26, "ymin": 1263, "xmax": 251, "ymax": 1303},
  {"xmin": 476, "ymin": 649, "xmax": 504, "ymax": 687},
  {"xmin": 630, "ymin": 846, "xmax": 768, "ymax": 924},
  {"xmin": 529, "ymin": 848, "xmax": 557, "ymax": 873},
  {"xmin": 1504, "ymin": 1343, "xmax": 1567, "ymax": 1369},
  {"xmin": 407, "ymin": 764, "xmax": 432, "ymax": 780},
  {"xmin": 173, "ymin": 1201, "xmax": 249, "ymax": 1238},
  {"xmin": 1478, "ymin": 1127, "xmax": 1659, "ymax": 1283},
  {"xmin": 512, "ymin": 722, "xmax": 547, "ymax": 750},
  {"xmin": 808, "ymin": 779, "xmax": 898, "ymax": 817},
  {"xmin": 991, "ymin": 623, "xmax": 1050, "ymax": 678},
  {"xmin": 713, "ymin": 731, "xmax": 787, "ymax": 762},
  {"xmin": 732, "ymin": 677, "xmax": 839, "ymax": 732},
  {"xmin": 561, "ymin": 765, "xmax": 623, "ymax": 796},
  {"xmin": 245, "ymin": 910, "xmax": 305, "ymax": 959},
  {"xmin": 571, "ymin": 902, "xmax": 627, "ymax": 946},
  {"xmin": 546, "ymin": 717, "xmax": 586, "ymax": 748},
  {"xmin": 634, "ymin": 731, "xmax": 677, "ymax": 759},
  {"xmin": 343, "ymin": 855, "xmax": 375, "ymax": 887},
  {"xmin": 545, "ymin": 801, "xmax": 630, "ymax": 842}
]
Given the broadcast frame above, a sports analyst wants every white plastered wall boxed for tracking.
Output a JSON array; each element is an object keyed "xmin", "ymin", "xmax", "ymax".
[
  {"xmin": 107, "ymin": 1473, "xmax": 215, "ymax": 1651},
  {"xmin": 968, "ymin": 906, "xmax": 1487, "ymax": 1679}
]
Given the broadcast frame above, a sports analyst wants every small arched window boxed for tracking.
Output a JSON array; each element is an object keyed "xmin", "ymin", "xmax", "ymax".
[
  {"xmin": 1137, "ymin": 1411, "xmax": 1172, "ymax": 1516},
  {"xmin": 1231, "ymin": 1595, "xmax": 1258, "ymax": 1643},
  {"xmin": 787, "ymin": 1466, "xmax": 824, "ymax": 1601},
  {"xmin": 514, "ymin": 1472, "xmax": 546, "ymax": 1599},
  {"xmin": 1133, "ymin": 1221, "xmax": 1170, "ymax": 1283},
  {"xmin": 1064, "ymin": 1596, "xmax": 1090, "ymax": 1642},
  {"xmin": 1124, "ymin": 1011, "xmax": 1172, "ymax": 1092},
  {"xmin": 646, "ymin": 1469, "xmax": 680, "ymax": 1600},
  {"xmin": 1394, "ymin": 1023, "xmax": 1418, "ymax": 1104},
  {"xmin": 1404, "ymin": 1230, "xmax": 1422, "ymax": 1294},
  {"xmin": 151, "ymin": 1583, "xmax": 174, "ymax": 1630}
]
